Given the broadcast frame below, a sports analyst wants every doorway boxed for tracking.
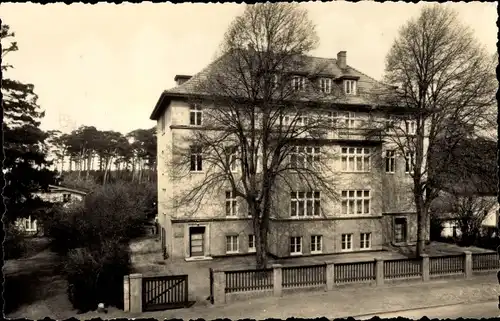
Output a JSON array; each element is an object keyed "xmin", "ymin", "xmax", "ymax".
[
  {"xmin": 394, "ymin": 217, "xmax": 407, "ymax": 243},
  {"xmin": 189, "ymin": 226, "xmax": 205, "ymax": 257}
]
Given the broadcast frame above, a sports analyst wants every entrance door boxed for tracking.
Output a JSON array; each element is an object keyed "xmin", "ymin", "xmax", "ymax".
[
  {"xmin": 189, "ymin": 226, "xmax": 205, "ymax": 257},
  {"xmin": 394, "ymin": 217, "xmax": 407, "ymax": 243}
]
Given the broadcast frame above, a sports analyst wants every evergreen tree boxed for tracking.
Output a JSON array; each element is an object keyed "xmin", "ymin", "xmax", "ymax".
[{"xmin": 2, "ymin": 24, "xmax": 58, "ymax": 224}]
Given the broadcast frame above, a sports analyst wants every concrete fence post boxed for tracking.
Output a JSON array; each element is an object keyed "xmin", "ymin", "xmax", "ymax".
[
  {"xmin": 375, "ymin": 258, "xmax": 384, "ymax": 286},
  {"xmin": 421, "ymin": 254, "xmax": 430, "ymax": 282},
  {"xmin": 123, "ymin": 275, "xmax": 130, "ymax": 312},
  {"xmin": 464, "ymin": 251, "xmax": 473, "ymax": 279},
  {"xmin": 129, "ymin": 273, "xmax": 143, "ymax": 313},
  {"xmin": 325, "ymin": 261, "xmax": 335, "ymax": 291},
  {"xmin": 272, "ymin": 264, "xmax": 283, "ymax": 297},
  {"xmin": 212, "ymin": 270, "xmax": 226, "ymax": 305}
]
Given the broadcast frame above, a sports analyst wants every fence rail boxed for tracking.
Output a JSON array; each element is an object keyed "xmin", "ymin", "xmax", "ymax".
[
  {"xmin": 225, "ymin": 269, "xmax": 273, "ymax": 293},
  {"xmin": 282, "ymin": 264, "xmax": 326, "ymax": 288},
  {"xmin": 334, "ymin": 261, "xmax": 375, "ymax": 284},
  {"xmin": 384, "ymin": 258, "xmax": 421, "ymax": 279},
  {"xmin": 430, "ymin": 255, "xmax": 465, "ymax": 276},
  {"xmin": 472, "ymin": 252, "xmax": 500, "ymax": 271}
]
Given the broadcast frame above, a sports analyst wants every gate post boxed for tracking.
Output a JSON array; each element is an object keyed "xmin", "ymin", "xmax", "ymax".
[
  {"xmin": 212, "ymin": 269, "xmax": 226, "ymax": 305},
  {"xmin": 123, "ymin": 275, "xmax": 130, "ymax": 312},
  {"xmin": 129, "ymin": 273, "xmax": 143, "ymax": 313},
  {"xmin": 464, "ymin": 251, "xmax": 472, "ymax": 279}
]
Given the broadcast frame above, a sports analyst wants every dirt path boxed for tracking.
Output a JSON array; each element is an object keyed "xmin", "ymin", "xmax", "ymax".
[{"xmin": 4, "ymin": 248, "xmax": 77, "ymax": 319}]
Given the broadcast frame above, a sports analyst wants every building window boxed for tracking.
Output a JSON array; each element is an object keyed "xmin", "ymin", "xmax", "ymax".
[
  {"xmin": 248, "ymin": 234, "xmax": 256, "ymax": 252},
  {"xmin": 190, "ymin": 104, "xmax": 203, "ymax": 126},
  {"xmin": 341, "ymin": 190, "xmax": 370, "ymax": 215},
  {"xmin": 319, "ymin": 78, "xmax": 332, "ymax": 93},
  {"xmin": 394, "ymin": 217, "xmax": 407, "ymax": 243},
  {"xmin": 406, "ymin": 120, "xmax": 416, "ymax": 135},
  {"xmin": 62, "ymin": 193, "xmax": 71, "ymax": 203},
  {"xmin": 290, "ymin": 191, "xmax": 321, "ymax": 217},
  {"xmin": 190, "ymin": 146, "xmax": 203, "ymax": 172},
  {"xmin": 360, "ymin": 233, "xmax": 371, "ymax": 250},
  {"xmin": 292, "ymin": 76, "xmax": 306, "ymax": 91},
  {"xmin": 341, "ymin": 234, "xmax": 353, "ymax": 251},
  {"xmin": 225, "ymin": 191, "xmax": 238, "ymax": 217},
  {"xmin": 290, "ymin": 146, "xmax": 320, "ymax": 169},
  {"xmin": 328, "ymin": 111, "xmax": 338, "ymax": 127},
  {"xmin": 226, "ymin": 235, "xmax": 239, "ymax": 254},
  {"xmin": 341, "ymin": 147, "xmax": 371, "ymax": 172},
  {"xmin": 405, "ymin": 151, "xmax": 415, "ymax": 174},
  {"xmin": 338, "ymin": 111, "xmax": 356, "ymax": 128},
  {"xmin": 385, "ymin": 150, "xmax": 396, "ymax": 173},
  {"xmin": 226, "ymin": 146, "xmax": 238, "ymax": 172},
  {"xmin": 311, "ymin": 235, "xmax": 323, "ymax": 254},
  {"xmin": 290, "ymin": 236, "xmax": 302, "ymax": 255},
  {"xmin": 344, "ymin": 80, "xmax": 357, "ymax": 95}
]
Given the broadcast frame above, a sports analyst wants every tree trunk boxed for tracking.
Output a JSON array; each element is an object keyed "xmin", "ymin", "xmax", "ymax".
[
  {"xmin": 251, "ymin": 202, "xmax": 269, "ymax": 269},
  {"xmin": 415, "ymin": 192, "xmax": 427, "ymax": 257}
]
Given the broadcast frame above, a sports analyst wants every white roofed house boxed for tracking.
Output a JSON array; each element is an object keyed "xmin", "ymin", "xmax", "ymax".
[{"xmin": 15, "ymin": 184, "xmax": 88, "ymax": 235}]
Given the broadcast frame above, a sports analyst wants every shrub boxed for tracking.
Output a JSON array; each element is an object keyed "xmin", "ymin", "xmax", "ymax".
[
  {"xmin": 65, "ymin": 239, "xmax": 131, "ymax": 312},
  {"xmin": 4, "ymin": 224, "xmax": 27, "ymax": 260},
  {"xmin": 47, "ymin": 182, "xmax": 152, "ymax": 254}
]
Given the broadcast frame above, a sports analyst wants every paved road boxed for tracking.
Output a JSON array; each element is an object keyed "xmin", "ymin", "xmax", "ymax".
[{"xmin": 356, "ymin": 300, "xmax": 500, "ymax": 320}]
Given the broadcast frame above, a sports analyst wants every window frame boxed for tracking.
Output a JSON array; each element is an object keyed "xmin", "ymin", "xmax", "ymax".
[
  {"xmin": 226, "ymin": 235, "xmax": 239, "ymax": 254},
  {"xmin": 290, "ymin": 191, "xmax": 321, "ymax": 218},
  {"xmin": 310, "ymin": 235, "xmax": 323, "ymax": 254},
  {"xmin": 360, "ymin": 233, "xmax": 372, "ymax": 250},
  {"xmin": 225, "ymin": 190, "xmax": 238, "ymax": 217},
  {"xmin": 405, "ymin": 150, "xmax": 415, "ymax": 174},
  {"xmin": 385, "ymin": 150, "xmax": 396, "ymax": 173},
  {"xmin": 290, "ymin": 236, "xmax": 303, "ymax": 255},
  {"xmin": 406, "ymin": 120, "xmax": 417, "ymax": 135},
  {"xmin": 341, "ymin": 233, "xmax": 353, "ymax": 251},
  {"xmin": 190, "ymin": 145, "xmax": 203, "ymax": 172},
  {"xmin": 189, "ymin": 104, "xmax": 203, "ymax": 126},
  {"xmin": 341, "ymin": 147, "xmax": 371, "ymax": 172},
  {"xmin": 319, "ymin": 78, "xmax": 332, "ymax": 94},
  {"xmin": 248, "ymin": 234, "xmax": 256, "ymax": 252},
  {"xmin": 290, "ymin": 146, "xmax": 320, "ymax": 170},
  {"xmin": 344, "ymin": 80, "xmax": 357, "ymax": 95},
  {"xmin": 341, "ymin": 190, "xmax": 371, "ymax": 215},
  {"xmin": 292, "ymin": 75, "xmax": 306, "ymax": 91}
]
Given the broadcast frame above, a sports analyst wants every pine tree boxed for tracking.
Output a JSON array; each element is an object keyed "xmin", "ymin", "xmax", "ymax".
[{"xmin": 2, "ymin": 24, "xmax": 58, "ymax": 224}]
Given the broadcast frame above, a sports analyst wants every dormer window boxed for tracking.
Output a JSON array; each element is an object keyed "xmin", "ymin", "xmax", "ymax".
[
  {"xmin": 190, "ymin": 104, "xmax": 202, "ymax": 126},
  {"xmin": 344, "ymin": 80, "xmax": 357, "ymax": 95},
  {"xmin": 319, "ymin": 78, "xmax": 332, "ymax": 94},
  {"xmin": 292, "ymin": 76, "xmax": 306, "ymax": 91}
]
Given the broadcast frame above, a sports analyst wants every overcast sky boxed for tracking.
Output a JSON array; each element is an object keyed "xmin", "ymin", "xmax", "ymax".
[{"xmin": 2, "ymin": 2, "xmax": 497, "ymax": 134}]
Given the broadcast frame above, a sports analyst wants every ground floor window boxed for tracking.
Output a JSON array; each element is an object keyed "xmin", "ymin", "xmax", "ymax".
[
  {"xmin": 394, "ymin": 217, "xmax": 407, "ymax": 243},
  {"xmin": 290, "ymin": 236, "xmax": 302, "ymax": 255},
  {"xmin": 310, "ymin": 235, "xmax": 323, "ymax": 254},
  {"xmin": 360, "ymin": 233, "xmax": 371, "ymax": 249},
  {"xmin": 23, "ymin": 216, "xmax": 37, "ymax": 232},
  {"xmin": 248, "ymin": 234, "xmax": 256, "ymax": 252},
  {"xmin": 341, "ymin": 234, "xmax": 353, "ymax": 251},
  {"xmin": 226, "ymin": 235, "xmax": 239, "ymax": 254}
]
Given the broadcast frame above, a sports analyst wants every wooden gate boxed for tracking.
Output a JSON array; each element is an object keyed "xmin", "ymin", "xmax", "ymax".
[
  {"xmin": 142, "ymin": 274, "xmax": 189, "ymax": 311},
  {"xmin": 209, "ymin": 268, "xmax": 214, "ymax": 304}
]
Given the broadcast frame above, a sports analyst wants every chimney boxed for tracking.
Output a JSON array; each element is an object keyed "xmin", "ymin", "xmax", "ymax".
[
  {"xmin": 337, "ymin": 51, "xmax": 347, "ymax": 69},
  {"xmin": 174, "ymin": 75, "xmax": 192, "ymax": 86}
]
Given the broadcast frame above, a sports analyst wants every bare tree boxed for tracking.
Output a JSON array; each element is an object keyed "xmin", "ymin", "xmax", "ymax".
[
  {"xmin": 167, "ymin": 3, "xmax": 350, "ymax": 268},
  {"xmin": 369, "ymin": 5, "xmax": 496, "ymax": 256}
]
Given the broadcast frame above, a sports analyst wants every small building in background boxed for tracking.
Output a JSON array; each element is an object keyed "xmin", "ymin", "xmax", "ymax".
[{"xmin": 16, "ymin": 185, "xmax": 88, "ymax": 235}]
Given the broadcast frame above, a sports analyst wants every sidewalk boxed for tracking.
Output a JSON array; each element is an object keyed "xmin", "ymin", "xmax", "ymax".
[{"xmin": 82, "ymin": 273, "xmax": 500, "ymax": 320}]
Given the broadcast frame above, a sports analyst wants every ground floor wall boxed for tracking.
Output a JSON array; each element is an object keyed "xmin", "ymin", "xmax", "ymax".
[{"xmin": 160, "ymin": 213, "xmax": 423, "ymax": 259}]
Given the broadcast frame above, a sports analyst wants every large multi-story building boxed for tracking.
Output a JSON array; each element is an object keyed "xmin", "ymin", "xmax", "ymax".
[{"xmin": 150, "ymin": 51, "xmax": 423, "ymax": 261}]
